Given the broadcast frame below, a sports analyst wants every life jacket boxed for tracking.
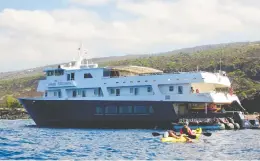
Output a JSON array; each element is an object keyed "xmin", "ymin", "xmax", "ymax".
[{"xmin": 180, "ymin": 126, "xmax": 189, "ymax": 135}]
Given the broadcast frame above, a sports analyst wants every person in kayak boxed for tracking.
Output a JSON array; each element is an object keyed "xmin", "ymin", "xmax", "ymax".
[
  {"xmin": 180, "ymin": 122, "xmax": 196, "ymax": 139},
  {"xmin": 163, "ymin": 129, "xmax": 192, "ymax": 142},
  {"xmin": 167, "ymin": 130, "xmax": 180, "ymax": 139}
]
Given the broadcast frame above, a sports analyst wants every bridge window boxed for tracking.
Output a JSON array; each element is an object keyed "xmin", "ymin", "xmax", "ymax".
[
  {"xmin": 55, "ymin": 70, "xmax": 64, "ymax": 76},
  {"xmin": 84, "ymin": 73, "xmax": 93, "ymax": 78},
  {"xmin": 169, "ymin": 86, "xmax": 174, "ymax": 92},
  {"xmin": 47, "ymin": 71, "xmax": 54, "ymax": 76},
  {"xmin": 54, "ymin": 91, "xmax": 57, "ymax": 96}
]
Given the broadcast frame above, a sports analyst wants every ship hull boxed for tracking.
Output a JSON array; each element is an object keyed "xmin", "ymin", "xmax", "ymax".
[{"xmin": 19, "ymin": 99, "xmax": 178, "ymax": 128}]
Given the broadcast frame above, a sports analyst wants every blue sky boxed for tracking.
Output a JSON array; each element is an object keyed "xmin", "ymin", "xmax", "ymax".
[
  {"xmin": 0, "ymin": 0, "xmax": 67, "ymax": 10},
  {"xmin": 0, "ymin": 0, "xmax": 260, "ymax": 72}
]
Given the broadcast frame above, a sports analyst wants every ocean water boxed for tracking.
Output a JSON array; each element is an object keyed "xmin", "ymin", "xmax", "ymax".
[{"xmin": 0, "ymin": 120, "xmax": 260, "ymax": 160}]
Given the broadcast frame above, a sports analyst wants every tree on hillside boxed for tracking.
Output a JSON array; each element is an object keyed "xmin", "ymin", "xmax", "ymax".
[{"xmin": 5, "ymin": 95, "xmax": 22, "ymax": 108}]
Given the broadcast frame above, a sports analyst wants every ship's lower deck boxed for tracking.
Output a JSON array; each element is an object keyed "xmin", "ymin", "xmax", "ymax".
[{"xmin": 19, "ymin": 99, "xmax": 242, "ymax": 128}]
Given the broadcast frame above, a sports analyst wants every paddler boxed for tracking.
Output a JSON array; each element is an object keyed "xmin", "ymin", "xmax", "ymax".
[
  {"xmin": 164, "ymin": 130, "xmax": 192, "ymax": 143},
  {"xmin": 180, "ymin": 122, "xmax": 196, "ymax": 139},
  {"xmin": 168, "ymin": 130, "xmax": 180, "ymax": 139}
]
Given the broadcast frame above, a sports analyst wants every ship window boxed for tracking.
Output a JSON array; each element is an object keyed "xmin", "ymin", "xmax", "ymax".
[
  {"xmin": 105, "ymin": 106, "xmax": 117, "ymax": 114},
  {"xmin": 55, "ymin": 70, "xmax": 64, "ymax": 76},
  {"xmin": 134, "ymin": 106, "xmax": 147, "ymax": 114},
  {"xmin": 98, "ymin": 88, "xmax": 102, "ymax": 96},
  {"xmin": 169, "ymin": 86, "xmax": 174, "ymax": 92},
  {"xmin": 82, "ymin": 90, "xmax": 86, "ymax": 97},
  {"xmin": 84, "ymin": 73, "xmax": 93, "ymax": 78},
  {"xmin": 67, "ymin": 74, "xmax": 70, "ymax": 81},
  {"xmin": 149, "ymin": 106, "xmax": 154, "ymax": 113},
  {"xmin": 72, "ymin": 90, "xmax": 77, "ymax": 97},
  {"xmin": 134, "ymin": 88, "xmax": 139, "ymax": 95},
  {"xmin": 54, "ymin": 91, "xmax": 57, "ymax": 96},
  {"xmin": 119, "ymin": 106, "xmax": 132, "ymax": 114},
  {"xmin": 77, "ymin": 90, "xmax": 81, "ymax": 95},
  {"xmin": 178, "ymin": 86, "xmax": 183, "ymax": 94},
  {"xmin": 58, "ymin": 91, "xmax": 62, "ymax": 98},
  {"xmin": 94, "ymin": 89, "xmax": 98, "ymax": 95},
  {"xmin": 110, "ymin": 89, "xmax": 115, "ymax": 94},
  {"xmin": 103, "ymin": 69, "xmax": 110, "ymax": 77},
  {"xmin": 116, "ymin": 89, "xmax": 120, "ymax": 96},
  {"xmin": 96, "ymin": 107, "xmax": 103, "ymax": 114},
  {"xmin": 47, "ymin": 71, "xmax": 54, "ymax": 76},
  {"xmin": 130, "ymin": 88, "xmax": 133, "ymax": 93},
  {"xmin": 71, "ymin": 73, "xmax": 75, "ymax": 80},
  {"xmin": 147, "ymin": 86, "xmax": 152, "ymax": 92},
  {"xmin": 45, "ymin": 91, "xmax": 48, "ymax": 97}
]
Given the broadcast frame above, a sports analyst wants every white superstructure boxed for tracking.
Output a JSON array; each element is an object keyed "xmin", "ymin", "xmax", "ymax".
[{"xmin": 37, "ymin": 46, "xmax": 240, "ymax": 106}]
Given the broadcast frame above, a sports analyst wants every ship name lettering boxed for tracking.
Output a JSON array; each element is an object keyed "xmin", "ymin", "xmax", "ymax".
[{"xmin": 58, "ymin": 82, "xmax": 72, "ymax": 86}]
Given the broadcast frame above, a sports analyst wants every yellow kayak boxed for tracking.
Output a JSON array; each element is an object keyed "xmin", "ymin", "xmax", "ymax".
[{"xmin": 161, "ymin": 128, "xmax": 202, "ymax": 143}]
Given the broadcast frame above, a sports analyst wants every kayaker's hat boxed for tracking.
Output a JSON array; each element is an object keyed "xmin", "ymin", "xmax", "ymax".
[{"xmin": 184, "ymin": 121, "xmax": 189, "ymax": 126}]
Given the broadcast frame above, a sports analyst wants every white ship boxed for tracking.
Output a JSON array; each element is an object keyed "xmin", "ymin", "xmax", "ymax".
[{"xmin": 19, "ymin": 46, "xmax": 244, "ymax": 128}]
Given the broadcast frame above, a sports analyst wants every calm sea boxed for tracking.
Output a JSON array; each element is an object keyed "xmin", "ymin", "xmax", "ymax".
[{"xmin": 0, "ymin": 119, "xmax": 260, "ymax": 160}]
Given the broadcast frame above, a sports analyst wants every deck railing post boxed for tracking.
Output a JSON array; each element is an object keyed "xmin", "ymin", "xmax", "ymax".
[{"xmin": 205, "ymin": 103, "xmax": 207, "ymax": 114}]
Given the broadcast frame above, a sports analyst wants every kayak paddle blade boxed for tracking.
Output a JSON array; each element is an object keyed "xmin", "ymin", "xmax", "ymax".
[
  {"xmin": 187, "ymin": 134, "xmax": 197, "ymax": 139},
  {"xmin": 202, "ymin": 132, "xmax": 212, "ymax": 137},
  {"xmin": 152, "ymin": 132, "xmax": 162, "ymax": 137}
]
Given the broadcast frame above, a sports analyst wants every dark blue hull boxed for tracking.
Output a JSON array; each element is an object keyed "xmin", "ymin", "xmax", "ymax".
[
  {"xmin": 19, "ymin": 99, "xmax": 178, "ymax": 128},
  {"xmin": 19, "ymin": 98, "xmax": 244, "ymax": 129}
]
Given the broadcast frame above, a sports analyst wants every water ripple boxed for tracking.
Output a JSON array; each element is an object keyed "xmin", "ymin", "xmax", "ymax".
[{"xmin": 0, "ymin": 119, "xmax": 260, "ymax": 160}]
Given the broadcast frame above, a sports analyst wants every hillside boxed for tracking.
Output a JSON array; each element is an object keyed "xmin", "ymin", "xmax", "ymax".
[
  {"xmin": 0, "ymin": 41, "xmax": 259, "ymax": 112},
  {"xmin": 0, "ymin": 41, "xmax": 251, "ymax": 80}
]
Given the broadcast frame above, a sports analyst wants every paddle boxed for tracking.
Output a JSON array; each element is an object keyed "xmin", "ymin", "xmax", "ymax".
[
  {"xmin": 152, "ymin": 132, "xmax": 212, "ymax": 137},
  {"xmin": 152, "ymin": 132, "xmax": 163, "ymax": 137}
]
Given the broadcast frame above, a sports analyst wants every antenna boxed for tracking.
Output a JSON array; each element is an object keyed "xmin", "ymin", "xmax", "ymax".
[
  {"xmin": 78, "ymin": 43, "xmax": 83, "ymax": 58},
  {"xmin": 219, "ymin": 48, "xmax": 223, "ymax": 72},
  {"xmin": 220, "ymin": 58, "xmax": 222, "ymax": 71}
]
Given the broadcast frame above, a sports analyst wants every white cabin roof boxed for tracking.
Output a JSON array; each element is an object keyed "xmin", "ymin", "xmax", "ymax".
[{"xmin": 106, "ymin": 65, "xmax": 163, "ymax": 74}]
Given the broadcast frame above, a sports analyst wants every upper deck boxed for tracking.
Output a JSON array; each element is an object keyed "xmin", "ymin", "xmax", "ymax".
[{"xmin": 35, "ymin": 45, "xmax": 239, "ymax": 104}]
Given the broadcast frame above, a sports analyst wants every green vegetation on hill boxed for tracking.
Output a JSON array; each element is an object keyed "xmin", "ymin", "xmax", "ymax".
[
  {"xmin": 0, "ymin": 42, "xmax": 259, "ymax": 112},
  {"xmin": 0, "ymin": 74, "xmax": 44, "ymax": 107}
]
